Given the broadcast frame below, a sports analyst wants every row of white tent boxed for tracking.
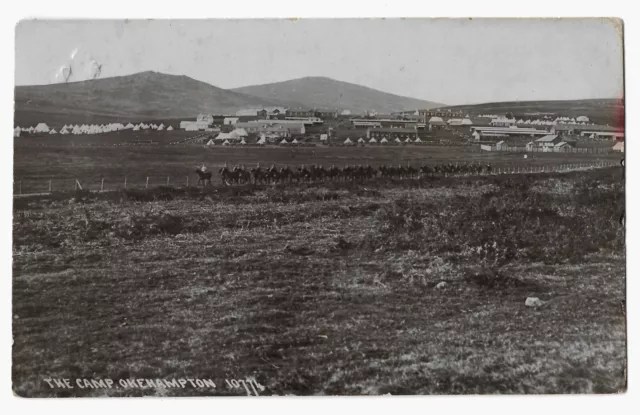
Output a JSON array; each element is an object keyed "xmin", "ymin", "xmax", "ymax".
[
  {"xmin": 15, "ymin": 122, "xmax": 175, "ymax": 136},
  {"xmin": 515, "ymin": 119, "xmax": 592, "ymax": 126},
  {"xmin": 345, "ymin": 137, "xmax": 423, "ymax": 144}
]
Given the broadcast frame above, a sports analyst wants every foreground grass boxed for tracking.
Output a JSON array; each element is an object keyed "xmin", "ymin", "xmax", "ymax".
[{"xmin": 12, "ymin": 169, "xmax": 626, "ymax": 396}]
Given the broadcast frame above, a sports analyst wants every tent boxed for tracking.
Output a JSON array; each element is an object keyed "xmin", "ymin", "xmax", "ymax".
[
  {"xmin": 240, "ymin": 139, "xmax": 247, "ymax": 145},
  {"xmin": 233, "ymin": 128, "xmax": 248, "ymax": 137},
  {"xmin": 167, "ymin": 125, "xmax": 174, "ymax": 131},
  {"xmin": 157, "ymin": 125, "xmax": 165, "ymax": 131},
  {"xmin": 357, "ymin": 137, "xmax": 365, "ymax": 143},
  {"xmin": 206, "ymin": 139, "xmax": 215, "ymax": 146},
  {"xmin": 49, "ymin": 129, "xmax": 57, "ymax": 134},
  {"xmin": 291, "ymin": 138, "xmax": 299, "ymax": 144},
  {"xmin": 414, "ymin": 137, "xmax": 422, "ymax": 143},
  {"xmin": 369, "ymin": 138, "xmax": 377, "ymax": 143},
  {"xmin": 133, "ymin": 126, "xmax": 140, "ymax": 131},
  {"xmin": 380, "ymin": 137, "xmax": 389, "ymax": 143},
  {"xmin": 394, "ymin": 137, "xmax": 402, "ymax": 143},
  {"xmin": 344, "ymin": 137, "xmax": 353, "ymax": 144},
  {"xmin": 257, "ymin": 136, "xmax": 266, "ymax": 145},
  {"xmin": 613, "ymin": 141, "xmax": 624, "ymax": 152},
  {"xmin": 461, "ymin": 118, "xmax": 473, "ymax": 126},
  {"xmin": 35, "ymin": 123, "xmax": 50, "ymax": 133},
  {"xmin": 404, "ymin": 137, "xmax": 412, "ymax": 143},
  {"xmin": 60, "ymin": 129, "xmax": 69, "ymax": 135},
  {"xmin": 280, "ymin": 138, "xmax": 289, "ymax": 145},
  {"xmin": 577, "ymin": 116, "xmax": 590, "ymax": 122},
  {"xmin": 124, "ymin": 123, "xmax": 134, "ymax": 129},
  {"xmin": 216, "ymin": 132, "xmax": 232, "ymax": 140},
  {"xmin": 222, "ymin": 139, "xmax": 230, "ymax": 146}
]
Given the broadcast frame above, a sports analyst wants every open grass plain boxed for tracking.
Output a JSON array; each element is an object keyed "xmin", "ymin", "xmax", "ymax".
[
  {"xmin": 14, "ymin": 138, "xmax": 621, "ymax": 194},
  {"xmin": 12, "ymin": 166, "xmax": 625, "ymax": 396}
]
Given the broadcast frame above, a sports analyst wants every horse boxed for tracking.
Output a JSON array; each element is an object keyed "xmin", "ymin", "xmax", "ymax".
[
  {"xmin": 219, "ymin": 166, "xmax": 240, "ymax": 185},
  {"xmin": 250, "ymin": 166, "xmax": 266, "ymax": 184},
  {"xmin": 195, "ymin": 169, "xmax": 213, "ymax": 187}
]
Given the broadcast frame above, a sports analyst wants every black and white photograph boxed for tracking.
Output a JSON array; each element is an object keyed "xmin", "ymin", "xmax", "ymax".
[{"xmin": 11, "ymin": 17, "xmax": 626, "ymax": 397}]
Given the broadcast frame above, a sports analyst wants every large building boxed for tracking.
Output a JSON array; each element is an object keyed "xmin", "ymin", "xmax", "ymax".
[
  {"xmin": 490, "ymin": 116, "xmax": 517, "ymax": 127},
  {"xmin": 288, "ymin": 108, "xmax": 315, "ymax": 118},
  {"xmin": 235, "ymin": 121, "xmax": 305, "ymax": 136},
  {"xmin": 471, "ymin": 126, "xmax": 549, "ymax": 139},
  {"xmin": 552, "ymin": 123, "xmax": 624, "ymax": 138}
]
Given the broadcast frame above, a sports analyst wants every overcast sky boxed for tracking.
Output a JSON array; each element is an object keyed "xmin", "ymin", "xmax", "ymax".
[{"xmin": 15, "ymin": 18, "xmax": 623, "ymax": 105}]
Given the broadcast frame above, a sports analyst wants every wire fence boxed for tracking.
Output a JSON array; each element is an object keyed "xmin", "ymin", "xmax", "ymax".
[{"xmin": 13, "ymin": 160, "xmax": 621, "ymax": 197}]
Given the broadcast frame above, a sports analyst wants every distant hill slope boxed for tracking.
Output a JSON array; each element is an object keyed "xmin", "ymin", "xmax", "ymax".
[
  {"xmin": 14, "ymin": 71, "xmax": 291, "ymax": 126},
  {"xmin": 231, "ymin": 76, "xmax": 442, "ymax": 114},
  {"xmin": 441, "ymin": 99, "xmax": 625, "ymax": 126}
]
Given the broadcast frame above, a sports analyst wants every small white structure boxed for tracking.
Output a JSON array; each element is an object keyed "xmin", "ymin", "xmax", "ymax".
[
  {"xmin": 124, "ymin": 123, "xmax": 134, "ymax": 129},
  {"xmin": 49, "ymin": 129, "xmax": 57, "ymax": 134},
  {"xmin": 257, "ymin": 136, "xmax": 267, "ymax": 145},
  {"xmin": 394, "ymin": 137, "xmax": 402, "ymax": 143},
  {"xmin": 613, "ymin": 141, "xmax": 624, "ymax": 152},
  {"xmin": 280, "ymin": 138, "xmax": 289, "ymax": 145},
  {"xmin": 206, "ymin": 139, "xmax": 215, "ymax": 146},
  {"xmin": 357, "ymin": 137, "xmax": 365, "ymax": 143},
  {"xmin": 576, "ymin": 116, "xmax": 590, "ymax": 122},
  {"xmin": 380, "ymin": 137, "xmax": 389, "ymax": 143},
  {"xmin": 461, "ymin": 118, "xmax": 473, "ymax": 126},
  {"xmin": 133, "ymin": 125, "xmax": 140, "ymax": 131},
  {"xmin": 369, "ymin": 138, "xmax": 377, "ymax": 143},
  {"xmin": 291, "ymin": 138, "xmax": 299, "ymax": 144},
  {"xmin": 233, "ymin": 128, "xmax": 248, "ymax": 137},
  {"xmin": 222, "ymin": 139, "xmax": 230, "ymax": 146},
  {"xmin": 240, "ymin": 139, "xmax": 247, "ymax": 145},
  {"xmin": 414, "ymin": 137, "xmax": 422, "ymax": 143},
  {"xmin": 13, "ymin": 127, "xmax": 21, "ymax": 137},
  {"xmin": 344, "ymin": 137, "xmax": 353, "ymax": 144},
  {"xmin": 525, "ymin": 297, "xmax": 545, "ymax": 307},
  {"xmin": 404, "ymin": 137, "xmax": 412, "ymax": 143},
  {"xmin": 35, "ymin": 123, "xmax": 50, "ymax": 133},
  {"xmin": 320, "ymin": 134, "xmax": 328, "ymax": 142},
  {"xmin": 167, "ymin": 125, "xmax": 174, "ymax": 131}
]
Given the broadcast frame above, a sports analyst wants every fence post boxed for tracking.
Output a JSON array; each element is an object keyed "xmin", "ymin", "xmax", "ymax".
[
  {"xmin": 186, "ymin": 176, "xmax": 189, "ymax": 187},
  {"xmin": 124, "ymin": 177, "xmax": 127, "ymax": 189},
  {"xmin": 101, "ymin": 178, "xmax": 104, "ymax": 192},
  {"xmin": 48, "ymin": 180, "xmax": 52, "ymax": 194},
  {"xmin": 167, "ymin": 176, "xmax": 170, "ymax": 186},
  {"xmin": 146, "ymin": 177, "xmax": 149, "ymax": 189}
]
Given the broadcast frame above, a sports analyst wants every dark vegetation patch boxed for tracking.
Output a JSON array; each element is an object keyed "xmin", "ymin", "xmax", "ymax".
[{"xmin": 12, "ymin": 168, "xmax": 625, "ymax": 396}]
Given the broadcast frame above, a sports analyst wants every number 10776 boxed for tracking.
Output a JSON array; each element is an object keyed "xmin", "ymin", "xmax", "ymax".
[{"xmin": 225, "ymin": 378, "xmax": 264, "ymax": 396}]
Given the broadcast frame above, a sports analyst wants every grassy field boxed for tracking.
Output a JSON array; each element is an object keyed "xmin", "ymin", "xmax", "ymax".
[
  {"xmin": 15, "ymin": 130, "xmax": 197, "ymax": 146},
  {"xmin": 14, "ymin": 142, "xmax": 621, "ymax": 194},
  {"xmin": 12, "ymin": 168, "xmax": 625, "ymax": 396}
]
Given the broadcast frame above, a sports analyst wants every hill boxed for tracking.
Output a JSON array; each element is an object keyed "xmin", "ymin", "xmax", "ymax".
[
  {"xmin": 14, "ymin": 71, "xmax": 290, "ymax": 127},
  {"xmin": 440, "ymin": 98, "xmax": 625, "ymax": 126},
  {"xmin": 231, "ymin": 76, "xmax": 442, "ymax": 114}
]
